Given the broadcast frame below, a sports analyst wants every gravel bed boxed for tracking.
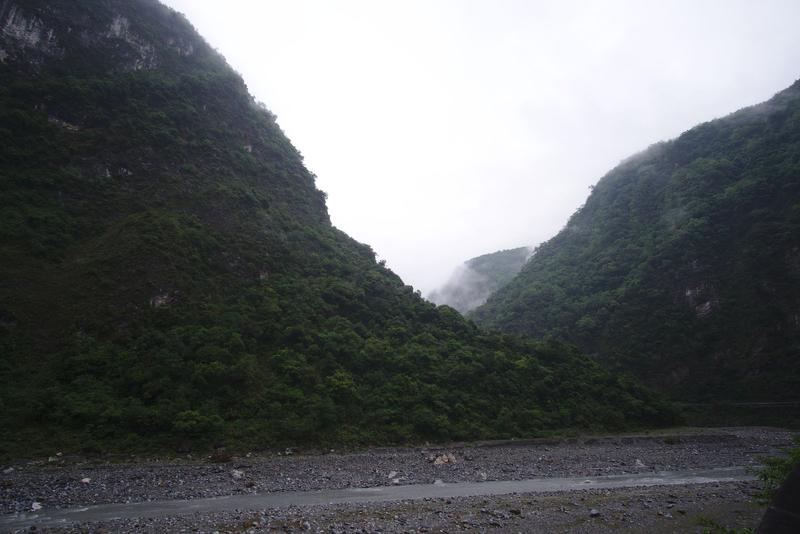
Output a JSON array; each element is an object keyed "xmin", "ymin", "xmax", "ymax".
[
  {"xmin": 32, "ymin": 480, "xmax": 764, "ymax": 533},
  {"xmin": 0, "ymin": 427, "xmax": 793, "ymax": 519}
]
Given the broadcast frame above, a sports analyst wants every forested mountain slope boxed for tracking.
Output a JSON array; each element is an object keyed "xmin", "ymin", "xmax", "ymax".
[
  {"xmin": 428, "ymin": 247, "xmax": 532, "ymax": 314},
  {"xmin": 0, "ymin": 0, "xmax": 673, "ymax": 455},
  {"xmin": 473, "ymin": 81, "xmax": 800, "ymax": 402}
]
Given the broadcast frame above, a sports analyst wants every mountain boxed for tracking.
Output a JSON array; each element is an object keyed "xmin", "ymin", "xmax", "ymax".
[
  {"xmin": 0, "ymin": 0, "xmax": 674, "ymax": 454},
  {"xmin": 428, "ymin": 247, "xmax": 532, "ymax": 314},
  {"xmin": 472, "ymin": 81, "xmax": 800, "ymax": 403}
]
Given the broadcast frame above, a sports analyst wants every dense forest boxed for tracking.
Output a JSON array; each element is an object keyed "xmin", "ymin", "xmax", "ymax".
[
  {"xmin": 428, "ymin": 247, "xmax": 532, "ymax": 314},
  {"xmin": 0, "ymin": 0, "xmax": 675, "ymax": 456},
  {"xmin": 473, "ymin": 81, "xmax": 800, "ymax": 404}
]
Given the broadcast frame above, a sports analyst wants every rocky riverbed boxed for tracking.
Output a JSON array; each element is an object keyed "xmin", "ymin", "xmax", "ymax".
[
  {"xmin": 34, "ymin": 480, "xmax": 761, "ymax": 533},
  {"xmin": 0, "ymin": 427, "xmax": 795, "ymax": 532}
]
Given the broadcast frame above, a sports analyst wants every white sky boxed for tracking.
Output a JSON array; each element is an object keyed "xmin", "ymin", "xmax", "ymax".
[{"xmin": 162, "ymin": 0, "xmax": 800, "ymax": 294}]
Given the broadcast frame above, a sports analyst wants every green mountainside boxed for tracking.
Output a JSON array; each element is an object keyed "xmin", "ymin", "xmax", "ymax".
[
  {"xmin": 473, "ymin": 81, "xmax": 800, "ymax": 403},
  {"xmin": 428, "ymin": 247, "xmax": 532, "ymax": 314},
  {"xmin": 0, "ymin": 0, "xmax": 674, "ymax": 455}
]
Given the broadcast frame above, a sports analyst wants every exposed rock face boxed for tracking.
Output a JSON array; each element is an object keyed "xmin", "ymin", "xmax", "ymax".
[
  {"xmin": 684, "ymin": 286, "xmax": 718, "ymax": 318},
  {"xmin": 1, "ymin": 2, "xmax": 62, "ymax": 59},
  {"xmin": 105, "ymin": 14, "xmax": 156, "ymax": 70},
  {"xmin": 0, "ymin": 0, "xmax": 217, "ymax": 72}
]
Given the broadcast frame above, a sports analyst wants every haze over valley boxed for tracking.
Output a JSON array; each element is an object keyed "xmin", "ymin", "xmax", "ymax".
[
  {"xmin": 163, "ymin": 0, "xmax": 800, "ymax": 294},
  {"xmin": 1, "ymin": 1, "xmax": 799, "ymax": 532}
]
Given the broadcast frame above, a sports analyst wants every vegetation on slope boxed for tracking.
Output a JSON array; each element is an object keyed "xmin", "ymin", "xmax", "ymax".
[
  {"xmin": 0, "ymin": 0, "xmax": 675, "ymax": 456},
  {"xmin": 428, "ymin": 247, "xmax": 532, "ymax": 314},
  {"xmin": 473, "ymin": 81, "xmax": 800, "ymax": 402},
  {"xmin": 758, "ymin": 437, "xmax": 800, "ymax": 503}
]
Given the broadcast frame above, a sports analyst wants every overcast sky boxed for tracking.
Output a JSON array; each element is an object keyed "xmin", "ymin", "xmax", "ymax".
[{"xmin": 162, "ymin": 0, "xmax": 800, "ymax": 294}]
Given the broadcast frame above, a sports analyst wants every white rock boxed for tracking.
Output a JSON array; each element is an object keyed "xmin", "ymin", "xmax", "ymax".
[
  {"xmin": 387, "ymin": 470, "xmax": 397, "ymax": 479},
  {"xmin": 634, "ymin": 459, "xmax": 646, "ymax": 468},
  {"xmin": 433, "ymin": 452, "xmax": 457, "ymax": 466},
  {"xmin": 2, "ymin": 467, "xmax": 13, "ymax": 474},
  {"xmin": 80, "ymin": 477, "xmax": 91, "ymax": 484},
  {"xmin": 31, "ymin": 502, "xmax": 42, "ymax": 512},
  {"xmin": 231, "ymin": 469, "xmax": 245, "ymax": 480}
]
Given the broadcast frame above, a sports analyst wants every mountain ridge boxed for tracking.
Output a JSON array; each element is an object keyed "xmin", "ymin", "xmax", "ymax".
[
  {"xmin": 0, "ymin": 0, "xmax": 674, "ymax": 455},
  {"xmin": 428, "ymin": 246, "xmax": 532, "ymax": 314},
  {"xmin": 472, "ymin": 79, "xmax": 800, "ymax": 403}
]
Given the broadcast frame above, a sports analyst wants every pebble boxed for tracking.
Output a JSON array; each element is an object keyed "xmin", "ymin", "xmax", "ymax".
[
  {"xmin": 0, "ymin": 427, "xmax": 791, "ymax": 524},
  {"xmin": 24, "ymin": 482, "xmax": 763, "ymax": 533}
]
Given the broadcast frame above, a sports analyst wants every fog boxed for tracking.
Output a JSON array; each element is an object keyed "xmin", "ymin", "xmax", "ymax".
[
  {"xmin": 429, "ymin": 264, "xmax": 494, "ymax": 313},
  {"xmin": 428, "ymin": 246, "xmax": 534, "ymax": 313},
  {"xmin": 162, "ymin": 0, "xmax": 800, "ymax": 294}
]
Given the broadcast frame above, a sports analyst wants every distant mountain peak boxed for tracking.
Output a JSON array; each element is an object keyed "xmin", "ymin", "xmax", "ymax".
[{"xmin": 428, "ymin": 246, "xmax": 533, "ymax": 313}]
